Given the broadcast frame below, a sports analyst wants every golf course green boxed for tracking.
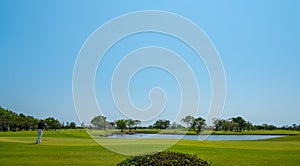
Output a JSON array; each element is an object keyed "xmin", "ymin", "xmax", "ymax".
[{"xmin": 0, "ymin": 129, "xmax": 299, "ymax": 165}]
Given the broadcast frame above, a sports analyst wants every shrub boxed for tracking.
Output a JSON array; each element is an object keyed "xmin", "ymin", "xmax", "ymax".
[{"xmin": 117, "ymin": 151, "xmax": 211, "ymax": 166}]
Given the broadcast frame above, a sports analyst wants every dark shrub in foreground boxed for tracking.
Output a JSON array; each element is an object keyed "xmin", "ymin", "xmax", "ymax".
[{"xmin": 117, "ymin": 151, "xmax": 211, "ymax": 166}]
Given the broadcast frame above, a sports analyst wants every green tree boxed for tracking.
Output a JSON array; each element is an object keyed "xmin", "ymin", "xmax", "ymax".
[
  {"xmin": 262, "ymin": 124, "xmax": 277, "ymax": 130},
  {"xmin": 169, "ymin": 122, "xmax": 184, "ymax": 129},
  {"xmin": 0, "ymin": 107, "xmax": 65, "ymax": 131},
  {"xmin": 17, "ymin": 113, "xmax": 26, "ymax": 130},
  {"xmin": 0, "ymin": 107, "xmax": 9, "ymax": 131},
  {"xmin": 133, "ymin": 120, "xmax": 141, "ymax": 131},
  {"xmin": 231, "ymin": 116, "xmax": 246, "ymax": 132},
  {"xmin": 44, "ymin": 117, "xmax": 61, "ymax": 130},
  {"xmin": 192, "ymin": 117, "xmax": 206, "ymax": 133},
  {"xmin": 0, "ymin": 107, "xmax": 42, "ymax": 131},
  {"xmin": 153, "ymin": 119, "xmax": 170, "ymax": 129},
  {"xmin": 223, "ymin": 121, "xmax": 239, "ymax": 132},
  {"xmin": 5, "ymin": 110, "xmax": 18, "ymax": 131},
  {"xmin": 245, "ymin": 121, "xmax": 253, "ymax": 131},
  {"xmin": 25, "ymin": 115, "xmax": 37, "ymax": 131},
  {"xmin": 213, "ymin": 118, "xmax": 225, "ymax": 131},
  {"xmin": 107, "ymin": 122, "xmax": 115, "ymax": 129},
  {"xmin": 69, "ymin": 122, "xmax": 76, "ymax": 129},
  {"xmin": 116, "ymin": 119, "xmax": 127, "ymax": 132},
  {"xmin": 91, "ymin": 115, "xmax": 109, "ymax": 130},
  {"xmin": 181, "ymin": 115, "xmax": 195, "ymax": 129},
  {"xmin": 126, "ymin": 119, "xmax": 135, "ymax": 133}
]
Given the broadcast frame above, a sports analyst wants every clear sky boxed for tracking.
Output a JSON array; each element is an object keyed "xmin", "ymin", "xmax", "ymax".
[{"xmin": 0, "ymin": 1, "xmax": 299, "ymax": 126}]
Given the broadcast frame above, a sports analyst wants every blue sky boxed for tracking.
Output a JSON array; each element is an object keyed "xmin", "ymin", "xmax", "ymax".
[{"xmin": 0, "ymin": 1, "xmax": 299, "ymax": 126}]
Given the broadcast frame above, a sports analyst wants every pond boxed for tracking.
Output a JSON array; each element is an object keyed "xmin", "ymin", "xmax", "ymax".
[{"xmin": 107, "ymin": 133, "xmax": 284, "ymax": 141}]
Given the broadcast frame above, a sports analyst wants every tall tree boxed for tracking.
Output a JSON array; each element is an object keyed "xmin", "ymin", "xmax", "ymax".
[
  {"xmin": 153, "ymin": 119, "xmax": 170, "ymax": 129},
  {"xmin": 69, "ymin": 122, "xmax": 76, "ymax": 129},
  {"xmin": 44, "ymin": 117, "xmax": 61, "ymax": 130},
  {"xmin": 133, "ymin": 120, "xmax": 141, "ymax": 131},
  {"xmin": 0, "ymin": 107, "xmax": 41, "ymax": 131},
  {"xmin": 231, "ymin": 116, "xmax": 246, "ymax": 132},
  {"xmin": 115, "ymin": 119, "xmax": 127, "ymax": 132},
  {"xmin": 192, "ymin": 117, "xmax": 206, "ymax": 133},
  {"xmin": 181, "ymin": 115, "xmax": 195, "ymax": 129},
  {"xmin": 126, "ymin": 119, "xmax": 135, "ymax": 133},
  {"xmin": 91, "ymin": 115, "xmax": 109, "ymax": 130},
  {"xmin": 245, "ymin": 121, "xmax": 253, "ymax": 131},
  {"xmin": 223, "ymin": 121, "xmax": 239, "ymax": 132},
  {"xmin": 213, "ymin": 118, "xmax": 225, "ymax": 131},
  {"xmin": 0, "ymin": 107, "xmax": 9, "ymax": 131},
  {"xmin": 25, "ymin": 115, "xmax": 38, "ymax": 131},
  {"xmin": 108, "ymin": 122, "xmax": 115, "ymax": 129}
]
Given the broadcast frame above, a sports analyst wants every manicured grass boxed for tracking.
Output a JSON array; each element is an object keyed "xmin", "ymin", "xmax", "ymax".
[
  {"xmin": 0, "ymin": 130, "xmax": 299, "ymax": 165},
  {"xmin": 171, "ymin": 135, "xmax": 300, "ymax": 165},
  {"xmin": 0, "ymin": 130, "xmax": 126, "ymax": 165}
]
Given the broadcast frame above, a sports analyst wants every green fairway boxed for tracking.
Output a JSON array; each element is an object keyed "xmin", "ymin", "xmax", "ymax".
[
  {"xmin": 0, "ymin": 130, "xmax": 299, "ymax": 165},
  {"xmin": 0, "ymin": 130, "xmax": 127, "ymax": 165}
]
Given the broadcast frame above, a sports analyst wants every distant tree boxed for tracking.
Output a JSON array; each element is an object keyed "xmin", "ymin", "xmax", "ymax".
[
  {"xmin": 213, "ymin": 118, "xmax": 225, "ymax": 131},
  {"xmin": 0, "ymin": 108, "xmax": 20, "ymax": 131},
  {"xmin": 133, "ymin": 120, "xmax": 141, "ymax": 131},
  {"xmin": 0, "ymin": 107, "xmax": 10, "ymax": 131},
  {"xmin": 45, "ymin": 117, "xmax": 61, "ymax": 130},
  {"xmin": 153, "ymin": 119, "xmax": 170, "ymax": 129},
  {"xmin": 80, "ymin": 122, "xmax": 85, "ymax": 128},
  {"xmin": 223, "ymin": 121, "xmax": 239, "ymax": 132},
  {"xmin": 192, "ymin": 117, "xmax": 206, "ymax": 133},
  {"xmin": 255, "ymin": 125, "xmax": 265, "ymax": 131},
  {"xmin": 126, "ymin": 119, "xmax": 135, "ymax": 133},
  {"xmin": 169, "ymin": 122, "xmax": 184, "ymax": 129},
  {"xmin": 17, "ymin": 113, "xmax": 26, "ymax": 130},
  {"xmin": 69, "ymin": 122, "xmax": 76, "ymax": 129},
  {"xmin": 25, "ymin": 115, "xmax": 38, "ymax": 131},
  {"xmin": 245, "ymin": 121, "xmax": 253, "ymax": 131},
  {"xmin": 91, "ymin": 115, "xmax": 109, "ymax": 130},
  {"xmin": 108, "ymin": 122, "xmax": 115, "ymax": 129},
  {"xmin": 282, "ymin": 125, "xmax": 290, "ymax": 130},
  {"xmin": 261, "ymin": 124, "xmax": 277, "ymax": 130},
  {"xmin": 116, "ymin": 119, "xmax": 127, "ymax": 132},
  {"xmin": 231, "ymin": 116, "xmax": 246, "ymax": 132},
  {"xmin": 181, "ymin": 115, "xmax": 195, "ymax": 129}
]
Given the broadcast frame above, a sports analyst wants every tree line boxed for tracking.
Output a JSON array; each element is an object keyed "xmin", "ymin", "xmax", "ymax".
[
  {"xmin": 90, "ymin": 115, "xmax": 141, "ymax": 133},
  {"xmin": 212, "ymin": 117, "xmax": 300, "ymax": 132},
  {"xmin": 0, "ymin": 107, "xmax": 78, "ymax": 131},
  {"xmin": 89, "ymin": 115, "xmax": 203, "ymax": 132},
  {"xmin": 90, "ymin": 114, "xmax": 300, "ymax": 133},
  {"xmin": 1, "ymin": 106, "xmax": 299, "ymax": 132}
]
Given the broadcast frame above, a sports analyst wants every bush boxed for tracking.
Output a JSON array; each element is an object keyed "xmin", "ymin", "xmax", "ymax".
[{"xmin": 117, "ymin": 151, "xmax": 211, "ymax": 166}]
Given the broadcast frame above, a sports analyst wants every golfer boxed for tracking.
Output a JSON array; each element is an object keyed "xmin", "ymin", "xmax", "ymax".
[{"xmin": 36, "ymin": 119, "xmax": 45, "ymax": 144}]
